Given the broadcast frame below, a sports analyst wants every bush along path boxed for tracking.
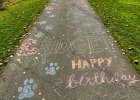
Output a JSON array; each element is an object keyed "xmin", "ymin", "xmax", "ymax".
[{"xmin": 1, "ymin": 0, "xmax": 140, "ymax": 99}]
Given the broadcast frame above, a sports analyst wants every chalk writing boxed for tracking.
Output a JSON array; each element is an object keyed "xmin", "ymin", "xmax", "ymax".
[
  {"xmin": 39, "ymin": 38, "xmax": 71, "ymax": 59},
  {"xmin": 18, "ymin": 78, "xmax": 37, "ymax": 99},
  {"xmin": 45, "ymin": 63, "xmax": 60, "ymax": 75},
  {"xmin": 39, "ymin": 36, "xmax": 115, "ymax": 58},
  {"xmin": 72, "ymin": 57, "xmax": 112, "ymax": 69},
  {"xmin": 66, "ymin": 72, "xmax": 139, "ymax": 89},
  {"xmin": 112, "ymin": 91, "xmax": 129, "ymax": 99},
  {"xmin": 72, "ymin": 37, "xmax": 115, "ymax": 53},
  {"xmin": 16, "ymin": 39, "xmax": 38, "ymax": 56}
]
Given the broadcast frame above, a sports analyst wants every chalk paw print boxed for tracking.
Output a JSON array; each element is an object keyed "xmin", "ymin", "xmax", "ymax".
[
  {"xmin": 38, "ymin": 21, "xmax": 47, "ymax": 25},
  {"xmin": 18, "ymin": 78, "xmax": 37, "ymax": 99},
  {"xmin": 49, "ymin": 14, "xmax": 56, "ymax": 18},
  {"xmin": 45, "ymin": 63, "xmax": 60, "ymax": 76},
  {"xmin": 35, "ymin": 32, "xmax": 44, "ymax": 38},
  {"xmin": 45, "ymin": 25, "xmax": 54, "ymax": 30}
]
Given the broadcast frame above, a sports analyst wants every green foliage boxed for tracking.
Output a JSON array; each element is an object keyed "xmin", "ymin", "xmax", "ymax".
[
  {"xmin": 0, "ymin": 0, "xmax": 49, "ymax": 70},
  {"xmin": 88, "ymin": 0, "xmax": 140, "ymax": 71}
]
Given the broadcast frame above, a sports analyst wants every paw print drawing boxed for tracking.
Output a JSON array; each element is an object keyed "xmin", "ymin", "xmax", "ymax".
[
  {"xmin": 35, "ymin": 32, "xmax": 44, "ymax": 38},
  {"xmin": 18, "ymin": 78, "xmax": 37, "ymax": 99},
  {"xmin": 45, "ymin": 63, "xmax": 60, "ymax": 76},
  {"xmin": 45, "ymin": 25, "xmax": 54, "ymax": 30},
  {"xmin": 38, "ymin": 21, "xmax": 47, "ymax": 25},
  {"xmin": 49, "ymin": 14, "xmax": 56, "ymax": 18}
]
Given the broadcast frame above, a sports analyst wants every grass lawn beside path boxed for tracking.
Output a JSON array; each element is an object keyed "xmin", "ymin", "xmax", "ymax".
[
  {"xmin": 0, "ymin": 0, "xmax": 49, "ymax": 71},
  {"xmin": 88, "ymin": 0, "xmax": 140, "ymax": 72}
]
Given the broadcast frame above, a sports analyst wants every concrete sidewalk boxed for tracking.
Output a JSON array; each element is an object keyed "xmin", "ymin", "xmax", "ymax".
[{"xmin": 1, "ymin": 0, "xmax": 140, "ymax": 99}]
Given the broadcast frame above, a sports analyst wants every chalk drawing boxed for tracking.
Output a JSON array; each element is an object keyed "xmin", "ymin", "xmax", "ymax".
[
  {"xmin": 90, "ymin": 87, "xmax": 130, "ymax": 100},
  {"xmin": 38, "ymin": 36, "xmax": 115, "ymax": 57},
  {"xmin": 72, "ymin": 57, "xmax": 112, "ymax": 69},
  {"xmin": 87, "ymin": 37, "xmax": 115, "ymax": 53},
  {"xmin": 35, "ymin": 32, "xmax": 44, "ymax": 38},
  {"xmin": 45, "ymin": 63, "xmax": 60, "ymax": 75},
  {"xmin": 46, "ymin": 11, "xmax": 52, "ymax": 14},
  {"xmin": 66, "ymin": 72, "xmax": 139, "ymax": 89},
  {"xmin": 39, "ymin": 38, "xmax": 71, "ymax": 58},
  {"xmin": 10, "ymin": 63, "xmax": 23, "ymax": 71},
  {"xmin": 51, "ymin": 3, "xmax": 56, "ymax": 5},
  {"xmin": 45, "ymin": 25, "xmax": 54, "ymax": 30},
  {"xmin": 37, "ymin": 21, "xmax": 47, "ymax": 25},
  {"xmin": 18, "ymin": 78, "xmax": 37, "ymax": 99},
  {"xmin": 72, "ymin": 38, "xmax": 88, "ymax": 53},
  {"xmin": 71, "ymin": 36, "xmax": 115, "ymax": 54},
  {"xmin": 84, "ymin": 23, "xmax": 91, "ymax": 27},
  {"xmin": 112, "ymin": 91, "xmax": 130, "ymax": 100},
  {"xmin": 16, "ymin": 39, "xmax": 38, "ymax": 56},
  {"xmin": 90, "ymin": 87, "xmax": 109, "ymax": 99},
  {"xmin": 53, "ymin": 79, "xmax": 64, "ymax": 96},
  {"xmin": 46, "ymin": 6, "xmax": 54, "ymax": 11},
  {"xmin": 49, "ymin": 14, "xmax": 56, "ymax": 18}
]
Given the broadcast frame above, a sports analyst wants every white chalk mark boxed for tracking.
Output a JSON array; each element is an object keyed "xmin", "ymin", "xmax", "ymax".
[{"xmin": 54, "ymin": 89, "xmax": 62, "ymax": 96}]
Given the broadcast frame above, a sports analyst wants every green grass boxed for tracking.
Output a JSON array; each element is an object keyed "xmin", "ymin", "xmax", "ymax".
[
  {"xmin": 88, "ymin": 0, "xmax": 140, "ymax": 71},
  {"xmin": 0, "ymin": 0, "xmax": 49, "ymax": 70}
]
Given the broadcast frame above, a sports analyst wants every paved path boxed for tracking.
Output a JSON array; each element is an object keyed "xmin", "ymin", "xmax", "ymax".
[{"xmin": 1, "ymin": 0, "xmax": 140, "ymax": 99}]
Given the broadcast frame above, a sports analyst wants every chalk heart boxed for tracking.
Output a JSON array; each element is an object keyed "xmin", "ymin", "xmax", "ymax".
[
  {"xmin": 18, "ymin": 78, "xmax": 37, "ymax": 100},
  {"xmin": 45, "ymin": 63, "xmax": 60, "ymax": 76}
]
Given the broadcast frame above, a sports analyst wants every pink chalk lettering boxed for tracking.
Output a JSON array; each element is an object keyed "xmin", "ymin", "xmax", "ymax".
[
  {"xmin": 66, "ymin": 74, "xmax": 77, "ymax": 88},
  {"xmin": 66, "ymin": 71, "xmax": 139, "ymax": 89}
]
